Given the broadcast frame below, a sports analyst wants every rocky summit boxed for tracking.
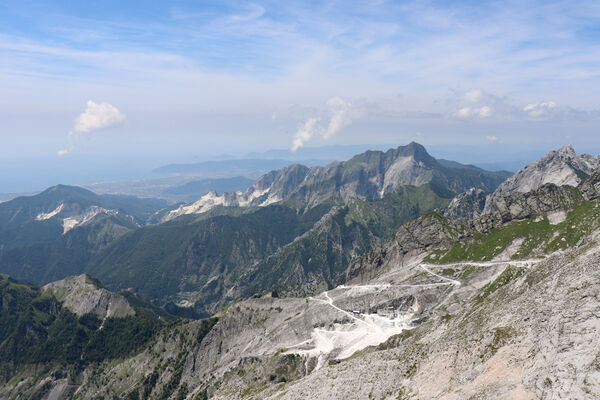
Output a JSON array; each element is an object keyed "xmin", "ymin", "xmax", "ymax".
[
  {"xmin": 1, "ymin": 144, "xmax": 600, "ymax": 399},
  {"xmin": 483, "ymin": 144, "xmax": 600, "ymax": 212}
]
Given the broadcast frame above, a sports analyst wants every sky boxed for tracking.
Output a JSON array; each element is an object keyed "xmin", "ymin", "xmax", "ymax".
[{"xmin": 1, "ymin": 0, "xmax": 600, "ymax": 189}]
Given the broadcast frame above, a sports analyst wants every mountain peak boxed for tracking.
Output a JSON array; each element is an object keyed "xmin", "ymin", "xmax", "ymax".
[
  {"xmin": 406, "ymin": 141, "xmax": 426, "ymax": 151},
  {"xmin": 483, "ymin": 144, "xmax": 600, "ymax": 212},
  {"xmin": 394, "ymin": 142, "xmax": 432, "ymax": 161},
  {"xmin": 552, "ymin": 144, "xmax": 576, "ymax": 158}
]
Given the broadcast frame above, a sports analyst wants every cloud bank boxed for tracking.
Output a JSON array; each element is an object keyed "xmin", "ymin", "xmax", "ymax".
[
  {"xmin": 444, "ymin": 89, "xmax": 600, "ymax": 123},
  {"xmin": 58, "ymin": 101, "xmax": 126, "ymax": 156}
]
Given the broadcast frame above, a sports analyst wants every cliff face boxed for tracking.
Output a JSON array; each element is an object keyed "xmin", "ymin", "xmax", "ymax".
[
  {"xmin": 444, "ymin": 187, "xmax": 487, "ymax": 221},
  {"xmin": 346, "ymin": 212, "xmax": 468, "ymax": 284}
]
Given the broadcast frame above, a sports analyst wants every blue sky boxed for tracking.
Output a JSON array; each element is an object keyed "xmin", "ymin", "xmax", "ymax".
[{"xmin": 1, "ymin": 0, "xmax": 600, "ymax": 164}]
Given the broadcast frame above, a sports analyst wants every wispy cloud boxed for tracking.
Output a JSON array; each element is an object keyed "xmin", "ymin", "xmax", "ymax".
[
  {"xmin": 229, "ymin": 3, "xmax": 265, "ymax": 23},
  {"xmin": 291, "ymin": 97, "xmax": 363, "ymax": 151},
  {"xmin": 523, "ymin": 101, "xmax": 558, "ymax": 119}
]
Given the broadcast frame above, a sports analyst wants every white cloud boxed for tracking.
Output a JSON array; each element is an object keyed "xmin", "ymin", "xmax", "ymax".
[
  {"xmin": 58, "ymin": 100, "xmax": 125, "ymax": 156},
  {"xmin": 450, "ymin": 89, "xmax": 500, "ymax": 119},
  {"xmin": 523, "ymin": 101, "xmax": 557, "ymax": 119},
  {"xmin": 291, "ymin": 117, "xmax": 323, "ymax": 152},
  {"xmin": 455, "ymin": 105, "xmax": 492, "ymax": 118},
  {"xmin": 325, "ymin": 97, "xmax": 354, "ymax": 139},
  {"xmin": 229, "ymin": 3, "xmax": 265, "ymax": 23},
  {"xmin": 291, "ymin": 97, "xmax": 362, "ymax": 151},
  {"xmin": 486, "ymin": 135, "xmax": 498, "ymax": 142},
  {"xmin": 463, "ymin": 89, "xmax": 485, "ymax": 104},
  {"xmin": 479, "ymin": 105, "xmax": 492, "ymax": 117},
  {"xmin": 445, "ymin": 89, "xmax": 599, "ymax": 122},
  {"xmin": 74, "ymin": 100, "xmax": 126, "ymax": 133}
]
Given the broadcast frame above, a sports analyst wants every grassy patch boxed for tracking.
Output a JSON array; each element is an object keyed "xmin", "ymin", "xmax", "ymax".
[
  {"xmin": 431, "ymin": 198, "xmax": 600, "ymax": 263},
  {"xmin": 459, "ymin": 264, "xmax": 481, "ymax": 280},
  {"xmin": 486, "ymin": 326, "xmax": 515, "ymax": 356},
  {"xmin": 476, "ymin": 266, "xmax": 525, "ymax": 303}
]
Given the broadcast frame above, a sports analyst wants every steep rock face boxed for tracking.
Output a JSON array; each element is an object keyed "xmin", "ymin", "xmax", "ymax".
[
  {"xmin": 444, "ymin": 187, "xmax": 486, "ymax": 221},
  {"xmin": 237, "ymin": 206, "xmax": 375, "ymax": 300},
  {"xmin": 484, "ymin": 145, "xmax": 600, "ymax": 212},
  {"xmin": 43, "ymin": 274, "xmax": 134, "ymax": 319},
  {"xmin": 487, "ymin": 183, "xmax": 581, "ymax": 223},
  {"xmin": 163, "ymin": 143, "xmax": 510, "ymax": 221},
  {"xmin": 579, "ymin": 167, "xmax": 600, "ymax": 201}
]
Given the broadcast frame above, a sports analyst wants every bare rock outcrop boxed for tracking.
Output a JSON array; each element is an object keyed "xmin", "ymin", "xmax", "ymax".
[
  {"xmin": 484, "ymin": 144, "xmax": 599, "ymax": 212},
  {"xmin": 43, "ymin": 274, "xmax": 134, "ymax": 319},
  {"xmin": 444, "ymin": 187, "xmax": 486, "ymax": 221}
]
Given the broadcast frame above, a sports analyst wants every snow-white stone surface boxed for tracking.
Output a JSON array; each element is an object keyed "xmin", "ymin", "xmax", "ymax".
[
  {"xmin": 35, "ymin": 203, "xmax": 64, "ymax": 221},
  {"xmin": 62, "ymin": 206, "xmax": 116, "ymax": 233}
]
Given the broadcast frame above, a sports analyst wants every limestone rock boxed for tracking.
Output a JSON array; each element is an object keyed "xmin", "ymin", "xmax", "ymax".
[{"xmin": 43, "ymin": 274, "xmax": 134, "ymax": 319}]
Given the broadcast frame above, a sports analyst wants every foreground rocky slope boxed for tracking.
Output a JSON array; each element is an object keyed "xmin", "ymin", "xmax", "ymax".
[{"xmin": 4, "ymin": 196, "xmax": 599, "ymax": 399}]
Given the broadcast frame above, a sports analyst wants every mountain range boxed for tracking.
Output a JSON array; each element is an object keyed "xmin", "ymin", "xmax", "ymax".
[
  {"xmin": 2, "ymin": 142, "xmax": 600, "ymax": 399},
  {"xmin": 0, "ymin": 143, "xmax": 510, "ymax": 315}
]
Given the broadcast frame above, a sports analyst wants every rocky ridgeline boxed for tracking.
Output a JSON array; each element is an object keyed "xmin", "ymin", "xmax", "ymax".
[
  {"xmin": 483, "ymin": 144, "xmax": 600, "ymax": 212},
  {"xmin": 163, "ymin": 142, "xmax": 509, "ymax": 221}
]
